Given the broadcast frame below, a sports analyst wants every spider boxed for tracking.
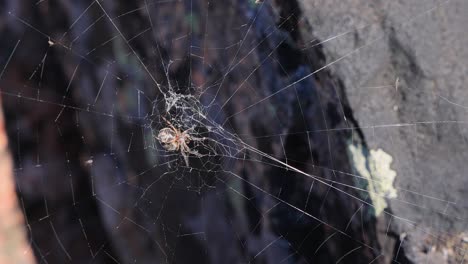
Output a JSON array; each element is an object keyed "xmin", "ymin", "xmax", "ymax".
[{"xmin": 157, "ymin": 117, "xmax": 203, "ymax": 166}]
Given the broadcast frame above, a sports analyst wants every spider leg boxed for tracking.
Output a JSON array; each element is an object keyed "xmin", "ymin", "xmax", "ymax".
[
  {"xmin": 181, "ymin": 147, "xmax": 190, "ymax": 167},
  {"xmin": 161, "ymin": 116, "xmax": 179, "ymax": 132},
  {"xmin": 180, "ymin": 143, "xmax": 190, "ymax": 167},
  {"xmin": 182, "ymin": 125, "xmax": 197, "ymax": 134},
  {"xmin": 188, "ymin": 149, "xmax": 202, "ymax": 157},
  {"xmin": 182, "ymin": 153, "xmax": 189, "ymax": 167},
  {"xmin": 189, "ymin": 136, "xmax": 205, "ymax": 142},
  {"xmin": 183, "ymin": 140, "xmax": 203, "ymax": 157},
  {"xmin": 182, "ymin": 127, "xmax": 207, "ymax": 142},
  {"xmin": 181, "ymin": 142, "xmax": 203, "ymax": 167}
]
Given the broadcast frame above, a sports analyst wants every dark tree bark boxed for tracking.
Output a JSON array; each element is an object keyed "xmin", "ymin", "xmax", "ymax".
[{"xmin": 0, "ymin": 0, "xmax": 426, "ymax": 263}]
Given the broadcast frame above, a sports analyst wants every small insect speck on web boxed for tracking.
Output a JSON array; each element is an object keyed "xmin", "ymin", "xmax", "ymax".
[{"xmin": 48, "ymin": 37, "xmax": 55, "ymax": 47}]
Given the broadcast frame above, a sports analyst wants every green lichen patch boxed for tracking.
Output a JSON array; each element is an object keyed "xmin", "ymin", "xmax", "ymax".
[{"xmin": 348, "ymin": 143, "xmax": 397, "ymax": 216}]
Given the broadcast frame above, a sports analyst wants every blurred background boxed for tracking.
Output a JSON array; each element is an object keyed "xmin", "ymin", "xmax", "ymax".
[{"xmin": 0, "ymin": 0, "xmax": 467, "ymax": 263}]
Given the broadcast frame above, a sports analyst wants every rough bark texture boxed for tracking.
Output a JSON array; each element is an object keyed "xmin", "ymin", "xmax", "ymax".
[
  {"xmin": 298, "ymin": 0, "xmax": 468, "ymax": 263},
  {"xmin": 0, "ymin": 0, "xmax": 466, "ymax": 263}
]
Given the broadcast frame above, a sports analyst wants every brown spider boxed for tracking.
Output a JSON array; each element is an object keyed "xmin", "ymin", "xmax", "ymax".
[{"xmin": 157, "ymin": 117, "xmax": 203, "ymax": 166}]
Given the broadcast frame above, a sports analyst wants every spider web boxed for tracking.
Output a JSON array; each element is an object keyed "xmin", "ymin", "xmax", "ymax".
[{"xmin": 0, "ymin": 0, "xmax": 466, "ymax": 263}]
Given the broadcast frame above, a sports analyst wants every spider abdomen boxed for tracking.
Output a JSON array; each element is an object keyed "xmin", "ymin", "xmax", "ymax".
[{"xmin": 157, "ymin": 128, "xmax": 179, "ymax": 151}]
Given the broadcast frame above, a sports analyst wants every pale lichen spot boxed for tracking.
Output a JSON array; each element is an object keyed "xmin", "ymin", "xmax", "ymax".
[{"xmin": 347, "ymin": 143, "xmax": 397, "ymax": 216}]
